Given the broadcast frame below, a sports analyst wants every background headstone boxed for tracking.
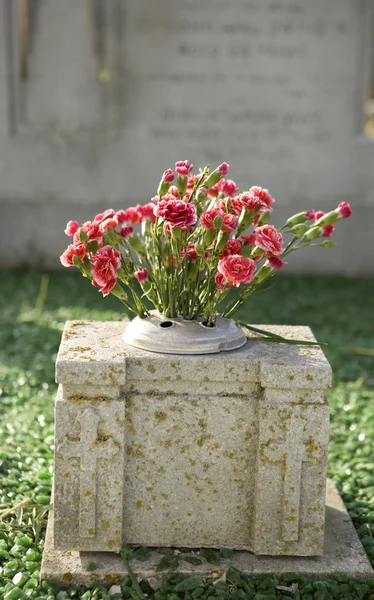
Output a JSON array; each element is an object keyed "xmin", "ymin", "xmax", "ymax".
[{"xmin": 0, "ymin": 0, "xmax": 373, "ymax": 272}]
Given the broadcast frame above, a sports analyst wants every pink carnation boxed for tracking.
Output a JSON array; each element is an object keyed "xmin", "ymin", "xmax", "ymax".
[
  {"xmin": 218, "ymin": 254, "xmax": 256, "ymax": 286},
  {"xmin": 116, "ymin": 210, "xmax": 128, "ymax": 224},
  {"xmin": 91, "ymin": 245, "xmax": 121, "ymax": 297},
  {"xmin": 268, "ymin": 255, "xmax": 284, "ymax": 269},
  {"xmin": 248, "ymin": 186, "xmax": 274, "ymax": 209},
  {"xmin": 94, "ymin": 209, "xmax": 116, "ymax": 225},
  {"xmin": 337, "ymin": 201, "xmax": 352, "ymax": 219},
  {"xmin": 60, "ymin": 243, "xmax": 86, "ymax": 267},
  {"xmin": 138, "ymin": 202, "xmax": 157, "ymax": 223},
  {"xmin": 118, "ymin": 207, "xmax": 142, "ymax": 224},
  {"xmin": 74, "ymin": 221, "xmax": 102, "ymax": 244},
  {"xmin": 119, "ymin": 226, "xmax": 133, "ymax": 238},
  {"xmin": 64, "ymin": 221, "xmax": 79, "ymax": 236},
  {"xmin": 134, "ymin": 269, "xmax": 148, "ymax": 283},
  {"xmin": 100, "ymin": 216, "xmax": 119, "ymax": 232},
  {"xmin": 168, "ymin": 186, "xmax": 180, "ymax": 199},
  {"xmin": 217, "ymin": 197, "xmax": 243, "ymax": 216},
  {"xmin": 215, "ymin": 272, "xmax": 232, "ymax": 290},
  {"xmin": 240, "ymin": 235, "xmax": 256, "ymax": 247},
  {"xmin": 175, "ymin": 160, "xmax": 193, "ymax": 176},
  {"xmin": 162, "ymin": 169, "xmax": 175, "ymax": 183},
  {"xmin": 211, "ymin": 179, "xmax": 238, "ymax": 198},
  {"xmin": 218, "ymin": 162, "xmax": 229, "ymax": 176},
  {"xmin": 253, "ymin": 225, "xmax": 283, "ymax": 256},
  {"xmin": 315, "ymin": 211, "xmax": 325, "ymax": 221},
  {"xmin": 200, "ymin": 209, "xmax": 219, "ymax": 229},
  {"xmin": 221, "ymin": 213, "xmax": 239, "ymax": 233},
  {"xmin": 200, "ymin": 208, "xmax": 238, "ymax": 232},
  {"xmin": 154, "ymin": 199, "xmax": 197, "ymax": 228},
  {"xmin": 220, "ymin": 238, "xmax": 242, "ymax": 259},
  {"xmin": 187, "ymin": 174, "xmax": 204, "ymax": 192},
  {"xmin": 305, "ymin": 209, "xmax": 315, "ymax": 220},
  {"xmin": 237, "ymin": 193, "xmax": 263, "ymax": 213}
]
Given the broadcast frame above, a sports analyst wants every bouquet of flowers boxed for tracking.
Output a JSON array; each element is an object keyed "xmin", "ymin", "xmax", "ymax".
[{"xmin": 61, "ymin": 160, "xmax": 352, "ymax": 328}]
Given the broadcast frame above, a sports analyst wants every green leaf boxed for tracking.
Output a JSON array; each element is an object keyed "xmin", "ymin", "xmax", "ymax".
[
  {"xmin": 87, "ymin": 560, "xmax": 97, "ymax": 571},
  {"xmin": 174, "ymin": 576, "xmax": 204, "ymax": 592},
  {"xmin": 219, "ymin": 547, "xmax": 234, "ymax": 558},
  {"xmin": 156, "ymin": 553, "xmax": 180, "ymax": 572},
  {"xmin": 72, "ymin": 254, "xmax": 83, "ymax": 268},
  {"xmin": 237, "ymin": 322, "xmax": 327, "ymax": 347},
  {"xmin": 200, "ymin": 548, "xmax": 221, "ymax": 565},
  {"xmin": 120, "ymin": 545, "xmax": 133, "ymax": 562},
  {"xmin": 79, "ymin": 229, "xmax": 88, "ymax": 243},
  {"xmin": 226, "ymin": 567, "xmax": 243, "ymax": 585},
  {"xmin": 182, "ymin": 555, "xmax": 203, "ymax": 566},
  {"xmin": 134, "ymin": 546, "xmax": 150, "ymax": 562},
  {"xmin": 87, "ymin": 240, "xmax": 99, "ymax": 254}
]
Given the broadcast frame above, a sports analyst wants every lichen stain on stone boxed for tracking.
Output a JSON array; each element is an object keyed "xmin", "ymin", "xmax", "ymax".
[
  {"xmin": 159, "ymin": 439, "xmax": 172, "ymax": 448},
  {"xmin": 136, "ymin": 500, "xmax": 143, "ymax": 508},
  {"xmin": 154, "ymin": 410, "xmax": 168, "ymax": 422},
  {"xmin": 306, "ymin": 374, "xmax": 313, "ymax": 381},
  {"xmin": 197, "ymin": 433, "xmax": 213, "ymax": 447},
  {"xmin": 147, "ymin": 364, "xmax": 156, "ymax": 374}
]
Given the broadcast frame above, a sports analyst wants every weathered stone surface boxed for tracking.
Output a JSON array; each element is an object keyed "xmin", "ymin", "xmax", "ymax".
[
  {"xmin": 53, "ymin": 388, "xmax": 125, "ymax": 552},
  {"xmin": 41, "ymin": 480, "xmax": 374, "ymax": 585},
  {"xmin": 54, "ymin": 321, "xmax": 332, "ymax": 555}
]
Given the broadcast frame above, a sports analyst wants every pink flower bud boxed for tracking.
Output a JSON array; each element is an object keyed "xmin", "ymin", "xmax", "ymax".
[
  {"xmin": 218, "ymin": 162, "xmax": 229, "ymax": 176},
  {"xmin": 322, "ymin": 224, "xmax": 335, "ymax": 237},
  {"xmin": 305, "ymin": 209, "xmax": 315, "ymax": 220},
  {"xmin": 64, "ymin": 221, "xmax": 79, "ymax": 236},
  {"xmin": 315, "ymin": 211, "xmax": 325, "ymax": 221},
  {"xmin": 215, "ymin": 272, "xmax": 232, "ymax": 290},
  {"xmin": 119, "ymin": 226, "xmax": 133, "ymax": 239},
  {"xmin": 268, "ymin": 255, "xmax": 284, "ymax": 269},
  {"xmin": 196, "ymin": 187, "xmax": 207, "ymax": 201},
  {"xmin": 163, "ymin": 169, "xmax": 175, "ymax": 183},
  {"xmin": 337, "ymin": 201, "xmax": 352, "ymax": 219},
  {"xmin": 134, "ymin": 269, "xmax": 149, "ymax": 283}
]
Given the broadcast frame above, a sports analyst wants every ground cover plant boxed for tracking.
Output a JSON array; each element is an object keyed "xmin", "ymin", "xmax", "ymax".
[{"xmin": 0, "ymin": 270, "xmax": 373, "ymax": 600}]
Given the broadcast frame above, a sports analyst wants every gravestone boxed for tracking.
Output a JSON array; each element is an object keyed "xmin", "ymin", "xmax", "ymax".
[
  {"xmin": 51, "ymin": 321, "xmax": 331, "ymax": 556},
  {"xmin": 0, "ymin": 0, "xmax": 373, "ymax": 272},
  {"xmin": 41, "ymin": 320, "xmax": 374, "ymax": 583}
]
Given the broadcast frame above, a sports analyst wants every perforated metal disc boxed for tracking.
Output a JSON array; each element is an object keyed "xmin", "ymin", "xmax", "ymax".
[{"xmin": 123, "ymin": 312, "xmax": 246, "ymax": 355}]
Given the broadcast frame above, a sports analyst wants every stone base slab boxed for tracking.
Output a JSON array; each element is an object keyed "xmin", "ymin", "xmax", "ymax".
[{"xmin": 41, "ymin": 481, "xmax": 373, "ymax": 586}]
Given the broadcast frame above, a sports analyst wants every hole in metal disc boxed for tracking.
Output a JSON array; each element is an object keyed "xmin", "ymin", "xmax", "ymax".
[
  {"xmin": 160, "ymin": 321, "xmax": 174, "ymax": 328},
  {"xmin": 201, "ymin": 320, "xmax": 216, "ymax": 328}
]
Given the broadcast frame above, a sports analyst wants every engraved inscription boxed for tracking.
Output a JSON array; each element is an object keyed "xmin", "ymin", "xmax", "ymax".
[
  {"xmin": 122, "ymin": 0, "xmax": 366, "ymax": 203},
  {"xmin": 57, "ymin": 407, "xmax": 119, "ymax": 538}
]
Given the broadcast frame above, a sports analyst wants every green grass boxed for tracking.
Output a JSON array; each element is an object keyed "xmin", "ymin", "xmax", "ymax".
[{"xmin": 0, "ymin": 270, "xmax": 374, "ymax": 600}]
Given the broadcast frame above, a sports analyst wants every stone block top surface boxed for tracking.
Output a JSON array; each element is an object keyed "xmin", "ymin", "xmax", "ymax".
[{"xmin": 56, "ymin": 320, "xmax": 332, "ymax": 390}]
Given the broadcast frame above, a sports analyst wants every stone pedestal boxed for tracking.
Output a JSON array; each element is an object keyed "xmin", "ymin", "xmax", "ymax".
[{"xmin": 53, "ymin": 321, "xmax": 332, "ymax": 557}]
